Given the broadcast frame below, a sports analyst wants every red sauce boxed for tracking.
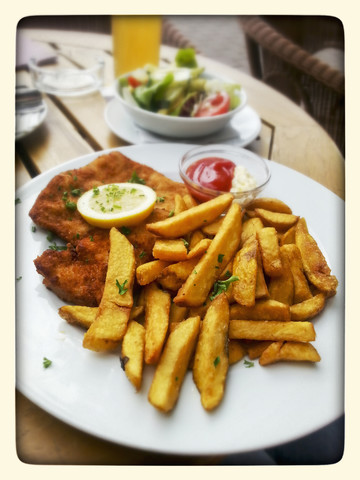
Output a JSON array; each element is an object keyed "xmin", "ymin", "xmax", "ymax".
[{"xmin": 186, "ymin": 157, "xmax": 236, "ymax": 192}]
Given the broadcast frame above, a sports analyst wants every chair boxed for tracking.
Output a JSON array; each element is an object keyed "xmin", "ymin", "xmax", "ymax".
[{"xmin": 239, "ymin": 15, "xmax": 345, "ymax": 155}]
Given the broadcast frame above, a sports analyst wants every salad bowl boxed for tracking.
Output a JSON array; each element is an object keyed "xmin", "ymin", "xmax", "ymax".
[{"xmin": 114, "ymin": 61, "xmax": 247, "ymax": 139}]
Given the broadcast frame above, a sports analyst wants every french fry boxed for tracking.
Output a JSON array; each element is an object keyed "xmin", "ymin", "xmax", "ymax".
[
  {"xmin": 136, "ymin": 259, "xmax": 171, "ymax": 286},
  {"xmin": 268, "ymin": 245, "xmax": 294, "ymax": 305},
  {"xmin": 255, "ymin": 249, "xmax": 269, "ymax": 299},
  {"xmin": 146, "ymin": 193, "xmax": 233, "ymax": 238},
  {"xmin": 182, "ymin": 193, "xmax": 198, "ymax": 209},
  {"xmin": 281, "ymin": 243, "xmax": 312, "ymax": 303},
  {"xmin": 174, "ymin": 193, "xmax": 188, "ymax": 215},
  {"xmin": 83, "ymin": 228, "xmax": 135, "ymax": 352},
  {"xmin": 193, "ymin": 293, "xmax": 229, "ymax": 411},
  {"xmin": 279, "ymin": 225, "xmax": 296, "ymax": 246},
  {"xmin": 257, "ymin": 227, "xmax": 283, "ymax": 277},
  {"xmin": 229, "ymin": 340, "xmax": 247, "ymax": 365},
  {"xmin": 144, "ymin": 282, "xmax": 171, "ymax": 365},
  {"xmin": 254, "ymin": 208, "xmax": 299, "ymax": 232},
  {"xmin": 148, "ymin": 315, "xmax": 201, "ymax": 412},
  {"xmin": 232, "ymin": 234, "xmax": 258, "ymax": 307},
  {"xmin": 152, "ymin": 239, "xmax": 188, "ymax": 262},
  {"xmin": 229, "ymin": 320, "xmax": 316, "ymax": 342},
  {"xmin": 259, "ymin": 341, "xmax": 321, "ymax": 366},
  {"xmin": 121, "ymin": 320, "xmax": 146, "ymax": 391},
  {"xmin": 245, "ymin": 340, "xmax": 273, "ymax": 360},
  {"xmin": 202, "ymin": 216, "xmax": 224, "ymax": 236},
  {"xmin": 169, "ymin": 303, "xmax": 188, "ymax": 323},
  {"xmin": 187, "ymin": 238, "xmax": 212, "ymax": 259},
  {"xmin": 174, "ymin": 202, "xmax": 243, "ymax": 307},
  {"xmin": 295, "ymin": 218, "xmax": 338, "ymax": 296},
  {"xmin": 157, "ymin": 257, "xmax": 199, "ymax": 291},
  {"xmin": 230, "ymin": 299, "xmax": 291, "ymax": 321},
  {"xmin": 59, "ymin": 304, "xmax": 144, "ymax": 329},
  {"xmin": 246, "ymin": 197, "xmax": 293, "ymax": 214},
  {"xmin": 189, "ymin": 229, "xmax": 206, "ymax": 249},
  {"xmin": 241, "ymin": 217, "xmax": 264, "ymax": 246},
  {"xmin": 59, "ymin": 305, "xmax": 96, "ymax": 329},
  {"xmin": 290, "ymin": 293, "xmax": 326, "ymax": 321}
]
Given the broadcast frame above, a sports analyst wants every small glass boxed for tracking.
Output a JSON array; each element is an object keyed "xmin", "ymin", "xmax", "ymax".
[{"xmin": 29, "ymin": 57, "xmax": 105, "ymax": 97}]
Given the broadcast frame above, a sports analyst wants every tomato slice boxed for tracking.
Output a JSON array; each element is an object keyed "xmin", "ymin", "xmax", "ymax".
[
  {"xmin": 194, "ymin": 91, "xmax": 231, "ymax": 117},
  {"xmin": 128, "ymin": 75, "xmax": 143, "ymax": 88}
]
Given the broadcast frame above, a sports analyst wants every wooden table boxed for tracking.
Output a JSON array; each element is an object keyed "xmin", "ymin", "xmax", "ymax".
[{"xmin": 15, "ymin": 29, "xmax": 345, "ymax": 466}]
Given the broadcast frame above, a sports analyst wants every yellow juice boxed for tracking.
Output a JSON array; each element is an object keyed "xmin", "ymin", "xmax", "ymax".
[{"xmin": 112, "ymin": 15, "xmax": 162, "ymax": 77}]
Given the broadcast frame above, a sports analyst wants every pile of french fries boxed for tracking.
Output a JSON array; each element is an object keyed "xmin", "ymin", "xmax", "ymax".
[{"xmin": 59, "ymin": 192, "xmax": 338, "ymax": 413}]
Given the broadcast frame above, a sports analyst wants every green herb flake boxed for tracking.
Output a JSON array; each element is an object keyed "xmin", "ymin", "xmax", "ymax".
[
  {"xmin": 156, "ymin": 196, "xmax": 165, "ymax": 203},
  {"xmin": 43, "ymin": 357, "xmax": 52, "ymax": 369},
  {"xmin": 15, "ymin": 198, "xmax": 21, "ymax": 205},
  {"xmin": 48, "ymin": 242, "xmax": 67, "ymax": 251},
  {"xmin": 139, "ymin": 250, "xmax": 147, "ymax": 259},
  {"xmin": 89, "ymin": 235, "xmax": 94, "ymax": 242},
  {"xmin": 120, "ymin": 226, "xmax": 131, "ymax": 236},
  {"xmin": 92, "ymin": 186, "xmax": 100, "ymax": 196},
  {"xmin": 214, "ymin": 356, "xmax": 221, "ymax": 367},
  {"xmin": 168, "ymin": 210, "xmax": 175, "ymax": 217},
  {"xmin": 218, "ymin": 253, "xmax": 225, "ymax": 263},
  {"xmin": 71, "ymin": 188, "xmax": 82, "ymax": 197},
  {"xmin": 210, "ymin": 275, "xmax": 239, "ymax": 301},
  {"xmin": 16, "ymin": 276, "xmax": 22, "ymax": 281},
  {"xmin": 244, "ymin": 359, "xmax": 255, "ymax": 368},
  {"xmin": 129, "ymin": 171, "xmax": 146, "ymax": 185},
  {"xmin": 65, "ymin": 201, "xmax": 77, "ymax": 211},
  {"xmin": 31, "ymin": 226, "xmax": 37, "ymax": 233},
  {"xmin": 116, "ymin": 279, "xmax": 128, "ymax": 296}
]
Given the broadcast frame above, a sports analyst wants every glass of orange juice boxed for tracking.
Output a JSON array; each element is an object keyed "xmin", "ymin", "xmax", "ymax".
[{"xmin": 111, "ymin": 15, "xmax": 162, "ymax": 78}]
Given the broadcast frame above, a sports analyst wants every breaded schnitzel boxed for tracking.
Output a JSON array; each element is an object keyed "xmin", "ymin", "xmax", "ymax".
[{"xmin": 30, "ymin": 151, "xmax": 188, "ymax": 306}]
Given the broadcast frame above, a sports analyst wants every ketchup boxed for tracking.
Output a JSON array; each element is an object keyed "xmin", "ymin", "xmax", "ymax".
[{"xmin": 186, "ymin": 157, "xmax": 236, "ymax": 192}]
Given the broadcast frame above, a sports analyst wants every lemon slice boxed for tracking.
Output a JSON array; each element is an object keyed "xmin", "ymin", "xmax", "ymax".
[{"xmin": 77, "ymin": 183, "xmax": 157, "ymax": 229}]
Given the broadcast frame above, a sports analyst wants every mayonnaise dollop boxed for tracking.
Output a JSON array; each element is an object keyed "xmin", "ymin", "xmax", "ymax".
[{"xmin": 230, "ymin": 165, "xmax": 257, "ymax": 193}]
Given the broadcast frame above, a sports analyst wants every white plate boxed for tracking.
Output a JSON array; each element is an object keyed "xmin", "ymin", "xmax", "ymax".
[
  {"xmin": 15, "ymin": 144, "xmax": 345, "ymax": 456},
  {"xmin": 105, "ymin": 98, "xmax": 262, "ymax": 147},
  {"xmin": 15, "ymin": 101, "xmax": 48, "ymax": 141}
]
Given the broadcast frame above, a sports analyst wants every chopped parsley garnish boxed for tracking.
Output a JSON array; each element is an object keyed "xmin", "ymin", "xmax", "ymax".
[
  {"xmin": 48, "ymin": 242, "xmax": 67, "ymax": 251},
  {"xmin": 120, "ymin": 226, "xmax": 131, "ymax": 235},
  {"xmin": 15, "ymin": 198, "xmax": 21, "ymax": 205},
  {"xmin": 65, "ymin": 201, "xmax": 77, "ymax": 211},
  {"xmin": 89, "ymin": 235, "xmax": 94, "ymax": 242},
  {"xmin": 92, "ymin": 186, "xmax": 100, "ymax": 196},
  {"xmin": 244, "ymin": 359, "xmax": 255, "ymax": 368},
  {"xmin": 218, "ymin": 253, "xmax": 225, "ymax": 263},
  {"xmin": 210, "ymin": 275, "xmax": 239, "ymax": 301},
  {"xmin": 129, "ymin": 171, "xmax": 146, "ymax": 185},
  {"xmin": 71, "ymin": 188, "xmax": 82, "ymax": 197},
  {"xmin": 116, "ymin": 279, "xmax": 128, "ymax": 295},
  {"xmin": 168, "ymin": 210, "xmax": 174, "ymax": 217},
  {"xmin": 182, "ymin": 238, "xmax": 189, "ymax": 249},
  {"xmin": 156, "ymin": 196, "xmax": 165, "ymax": 203},
  {"xmin": 46, "ymin": 232, "xmax": 54, "ymax": 242},
  {"xmin": 214, "ymin": 356, "xmax": 221, "ymax": 367},
  {"xmin": 139, "ymin": 250, "xmax": 147, "ymax": 258},
  {"xmin": 31, "ymin": 225, "xmax": 37, "ymax": 233},
  {"xmin": 43, "ymin": 357, "xmax": 52, "ymax": 369},
  {"xmin": 16, "ymin": 276, "xmax": 22, "ymax": 281}
]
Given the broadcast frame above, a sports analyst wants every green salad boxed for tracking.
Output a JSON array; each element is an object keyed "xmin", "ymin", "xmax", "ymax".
[{"xmin": 117, "ymin": 48, "xmax": 242, "ymax": 118}]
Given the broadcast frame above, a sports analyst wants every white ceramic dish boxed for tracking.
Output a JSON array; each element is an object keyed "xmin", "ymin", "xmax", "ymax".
[
  {"xmin": 105, "ymin": 98, "xmax": 261, "ymax": 147},
  {"xmin": 114, "ymin": 72, "xmax": 247, "ymax": 138},
  {"xmin": 15, "ymin": 144, "xmax": 344, "ymax": 456}
]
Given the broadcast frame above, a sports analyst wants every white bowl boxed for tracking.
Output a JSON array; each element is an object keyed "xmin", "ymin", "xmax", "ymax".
[{"xmin": 114, "ymin": 72, "xmax": 247, "ymax": 139}]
